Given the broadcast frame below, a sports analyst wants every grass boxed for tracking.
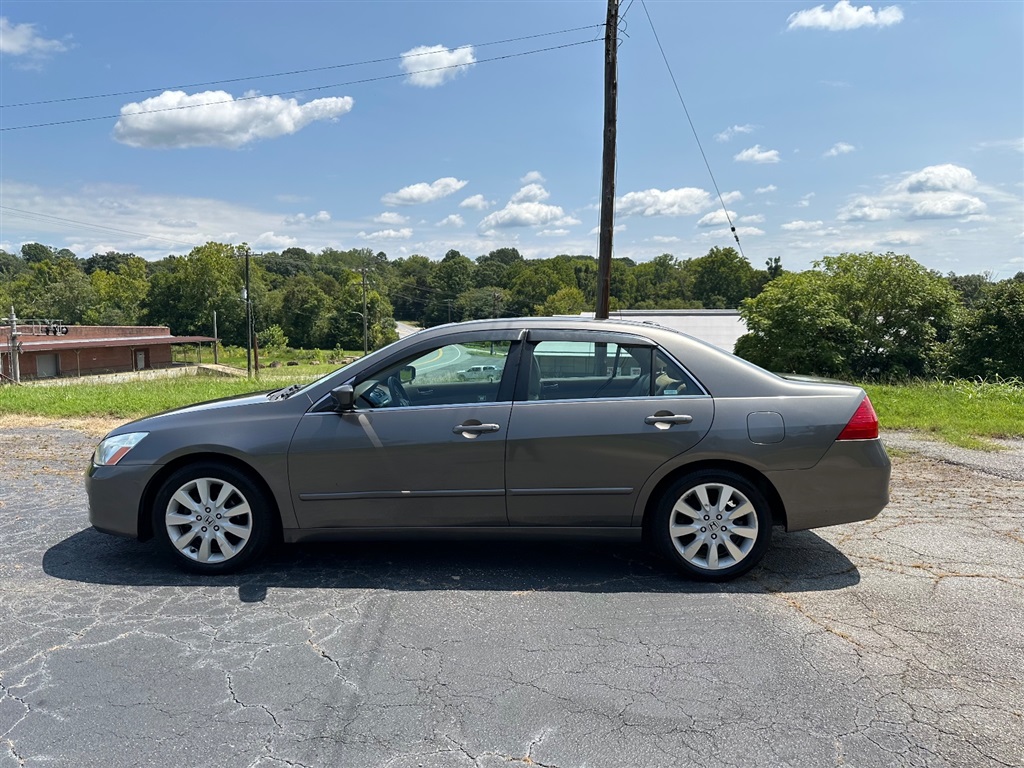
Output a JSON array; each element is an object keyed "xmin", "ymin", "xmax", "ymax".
[
  {"xmin": 864, "ymin": 377, "xmax": 1024, "ymax": 449},
  {"xmin": 0, "ymin": 367, "xmax": 332, "ymax": 421}
]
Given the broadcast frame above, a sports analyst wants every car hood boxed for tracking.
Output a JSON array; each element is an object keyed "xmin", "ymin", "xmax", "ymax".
[{"xmin": 106, "ymin": 391, "xmax": 279, "ymax": 436}]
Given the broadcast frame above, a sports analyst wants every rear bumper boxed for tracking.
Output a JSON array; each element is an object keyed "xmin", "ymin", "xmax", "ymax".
[
  {"xmin": 765, "ymin": 438, "xmax": 891, "ymax": 532},
  {"xmin": 85, "ymin": 462, "xmax": 157, "ymax": 538}
]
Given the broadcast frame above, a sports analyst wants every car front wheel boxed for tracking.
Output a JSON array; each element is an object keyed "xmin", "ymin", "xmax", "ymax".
[
  {"xmin": 651, "ymin": 470, "xmax": 772, "ymax": 581},
  {"xmin": 152, "ymin": 463, "xmax": 273, "ymax": 574}
]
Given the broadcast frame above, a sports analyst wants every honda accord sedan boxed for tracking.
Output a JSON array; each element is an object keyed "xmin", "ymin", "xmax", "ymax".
[{"xmin": 86, "ymin": 317, "xmax": 890, "ymax": 581}]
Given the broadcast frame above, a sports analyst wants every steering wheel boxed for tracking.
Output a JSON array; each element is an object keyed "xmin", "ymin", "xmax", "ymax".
[{"xmin": 386, "ymin": 375, "xmax": 411, "ymax": 408}]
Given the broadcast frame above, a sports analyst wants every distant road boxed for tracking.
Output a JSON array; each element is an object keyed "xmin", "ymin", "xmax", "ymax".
[{"xmin": 395, "ymin": 321, "xmax": 419, "ymax": 339}]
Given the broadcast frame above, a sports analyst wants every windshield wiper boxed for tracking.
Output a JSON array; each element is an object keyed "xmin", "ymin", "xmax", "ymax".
[{"xmin": 266, "ymin": 383, "xmax": 303, "ymax": 401}]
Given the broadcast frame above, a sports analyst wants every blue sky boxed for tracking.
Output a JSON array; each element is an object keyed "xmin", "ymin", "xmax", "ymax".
[{"xmin": 1, "ymin": 1, "xmax": 1021, "ymax": 277}]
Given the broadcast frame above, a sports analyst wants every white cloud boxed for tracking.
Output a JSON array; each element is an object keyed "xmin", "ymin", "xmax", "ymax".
[
  {"xmin": 400, "ymin": 44, "xmax": 475, "ymax": 87},
  {"xmin": 974, "ymin": 138, "xmax": 1024, "ymax": 154},
  {"xmin": 113, "ymin": 90, "xmax": 354, "ymax": 149},
  {"xmin": 906, "ymin": 195, "xmax": 986, "ymax": 220},
  {"xmin": 877, "ymin": 231, "xmax": 924, "ymax": 246},
  {"xmin": 734, "ymin": 145, "xmax": 781, "ymax": 164},
  {"xmin": 510, "ymin": 184, "xmax": 550, "ymax": 204},
  {"xmin": 781, "ymin": 220, "xmax": 825, "ymax": 231},
  {"xmin": 755, "ymin": 185, "xmax": 778, "ymax": 194},
  {"xmin": 824, "ymin": 141, "xmax": 856, "ymax": 157},
  {"xmin": 538, "ymin": 229, "xmax": 570, "ymax": 237},
  {"xmin": 158, "ymin": 218, "xmax": 198, "ymax": 228},
  {"xmin": 839, "ymin": 164, "xmax": 989, "ymax": 223},
  {"xmin": 284, "ymin": 210, "xmax": 331, "ymax": 225},
  {"xmin": 358, "ymin": 228, "xmax": 414, "ymax": 240},
  {"xmin": 696, "ymin": 210, "xmax": 738, "ymax": 228},
  {"xmin": 0, "ymin": 17, "xmax": 67, "ymax": 57},
  {"xmin": 651, "ymin": 235, "xmax": 682, "ymax": 244},
  {"xmin": 479, "ymin": 201, "xmax": 580, "ymax": 230},
  {"xmin": 797, "ymin": 193, "xmax": 816, "ymax": 208},
  {"xmin": 741, "ymin": 214, "xmax": 765, "ymax": 224},
  {"xmin": 382, "ymin": 177, "xmax": 468, "ymax": 206},
  {"xmin": 373, "ymin": 211, "xmax": 408, "ymax": 225},
  {"xmin": 459, "ymin": 194, "xmax": 491, "ymax": 210},
  {"xmin": 838, "ymin": 196, "xmax": 893, "ymax": 221},
  {"xmin": 616, "ymin": 187, "xmax": 715, "ymax": 217},
  {"xmin": 787, "ymin": 1, "xmax": 904, "ymax": 31},
  {"xmin": 252, "ymin": 231, "xmax": 298, "ymax": 249},
  {"xmin": 521, "ymin": 171, "xmax": 545, "ymax": 183},
  {"xmin": 897, "ymin": 163, "xmax": 978, "ymax": 194},
  {"xmin": 714, "ymin": 124, "xmax": 755, "ymax": 142},
  {"xmin": 437, "ymin": 214, "xmax": 464, "ymax": 227}
]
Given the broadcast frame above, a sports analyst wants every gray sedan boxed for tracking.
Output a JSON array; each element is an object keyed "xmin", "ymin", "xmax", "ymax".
[{"xmin": 86, "ymin": 317, "xmax": 890, "ymax": 581}]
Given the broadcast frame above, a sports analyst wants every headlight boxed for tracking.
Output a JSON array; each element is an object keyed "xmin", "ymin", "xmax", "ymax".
[{"xmin": 93, "ymin": 432, "xmax": 149, "ymax": 466}]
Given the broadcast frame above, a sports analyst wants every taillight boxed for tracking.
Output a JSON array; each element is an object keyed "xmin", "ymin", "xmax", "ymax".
[{"xmin": 836, "ymin": 396, "xmax": 879, "ymax": 440}]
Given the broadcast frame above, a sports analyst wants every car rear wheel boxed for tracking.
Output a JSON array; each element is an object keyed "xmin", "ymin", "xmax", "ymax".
[
  {"xmin": 651, "ymin": 470, "xmax": 772, "ymax": 581},
  {"xmin": 152, "ymin": 463, "xmax": 273, "ymax": 574}
]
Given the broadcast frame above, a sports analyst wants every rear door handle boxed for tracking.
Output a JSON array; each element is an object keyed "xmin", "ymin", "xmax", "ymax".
[
  {"xmin": 453, "ymin": 423, "xmax": 501, "ymax": 435},
  {"xmin": 644, "ymin": 414, "xmax": 693, "ymax": 426}
]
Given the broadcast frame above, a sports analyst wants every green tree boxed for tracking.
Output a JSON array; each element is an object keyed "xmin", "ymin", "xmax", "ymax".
[
  {"xmin": 736, "ymin": 272, "xmax": 856, "ymax": 376},
  {"xmin": 736, "ymin": 252, "xmax": 960, "ymax": 379},
  {"xmin": 423, "ymin": 250, "xmax": 475, "ymax": 325},
  {"xmin": 86, "ymin": 256, "xmax": 150, "ymax": 325},
  {"xmin": 146, "ymin": 243, "xmax": 249, "ymax": 344},
  {"xmin": 689, "ymin": 246, "xmax": 756, "ymax": 308},
  {"xmin": 951, "ymin": 279, "xmax": 1024, "ymax": 378},
  {"xmin": 538, "ymin": 286, "xmax": 587, "ymax": 316}
]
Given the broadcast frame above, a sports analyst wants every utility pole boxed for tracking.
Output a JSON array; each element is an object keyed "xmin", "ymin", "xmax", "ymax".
[
  {"xmin": 595, "ymin": 0, "xmax": 619, "ymax": 320},
  {"xmin": 244, "ymin": 248, "xmax": 252, "ymax": 378},
  {"xmin": 212, "ymin": 310, "xmax": 219, "ymax": 365},
  {"xmin": 361, "ymin": 267, "xmax": 369, "ymax": 356},
  {"xmin": 7, "ymin": 306, "xmax": 20, "ymax": 384}
]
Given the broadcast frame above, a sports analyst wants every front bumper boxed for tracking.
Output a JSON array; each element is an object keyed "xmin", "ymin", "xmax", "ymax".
[
  {"xmin": 765, "ymin": 438, "xmax": 891, "ymax": 532},
  {"xmin": 85, "ymin": 461, "xmax": 159, "ymax": 538}
]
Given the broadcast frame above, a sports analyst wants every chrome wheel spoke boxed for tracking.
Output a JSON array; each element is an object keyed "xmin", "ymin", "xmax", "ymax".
[
  {"xmin": 716, "ymin": 485, "xmax": 734, "ymax": 513},
  {"xmin": 682, "ymin": 538, "xmax": 704, "ymax": 560},
  {"xmin": 730, "ymin": 525, "xmax": 758, "ymax": 540},
  {"xmin": 706, "ymin": 542, "xmax": 720, "ymax": 569},
  {"xmin": 723, "ymin": 536, "xmax": 744, "ymax": 562},
  {"xmin": 172, "ymin": 527, "xmax": 198, "ymax": 551},
  {"xmin": 172, "ymin": 489, "xmax": 200, "ymax": 513},
  {"xmin": 222, "ymin": 521, "xmax": 251, "ymax": 541},
  {"xmin": 166, "ymin": 511, "xmax": 197, "ymax": 527},
  {"xmin": 728, "ymin": 500, "xmax": 754, "ymax": 521},
  {"xmin": 215, "ymin": 530, "xmax": 238, "ymax": 558},
  {"xmin": 670, "ymin": 521, "xmax": 699, "ymax": 539},
  {"xmin": 197, "ymin": 534, "xmax": 213, "ymax": 563}
]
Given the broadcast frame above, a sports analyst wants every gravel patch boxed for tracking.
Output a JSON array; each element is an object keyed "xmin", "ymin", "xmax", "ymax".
[{"xmin": 883, "ymin": 429, "xmax": 1024, "ymax": 481}]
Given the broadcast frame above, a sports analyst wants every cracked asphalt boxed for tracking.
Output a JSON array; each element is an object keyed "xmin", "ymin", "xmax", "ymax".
[{"xmin": 1, "ymin": 425, "xmax": 1021, "ymax": 768}]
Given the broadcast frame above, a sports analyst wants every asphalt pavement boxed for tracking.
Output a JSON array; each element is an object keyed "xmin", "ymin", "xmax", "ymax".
[{"xmin": 0, "ymin": 426, "xmax": 1021, "ymax": 768}]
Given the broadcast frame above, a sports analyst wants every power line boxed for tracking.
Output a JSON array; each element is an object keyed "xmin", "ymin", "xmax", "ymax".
[
  {"xmin": 639, "ymin": 0, "xmax": 745, "ymax": 259},
  {"xmin": 0, "ymin": 206, "xmax": 203, "ymax": 248},
  {"xmin": 1, "ymin": 24, "xmax": 604, "ymax": 109},
  {"xmin": 1, "ymin": 39, "xmax": 602, "ymax": 132}
]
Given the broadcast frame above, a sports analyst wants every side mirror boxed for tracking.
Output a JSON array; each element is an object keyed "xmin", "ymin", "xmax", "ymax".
[
  {"xmin": 399, "ymin": 365, "xmax": 416, "ymax": 384},
  {"xmin": 330, "ymin": 384, "xmax": 355, "ymax": 412}
]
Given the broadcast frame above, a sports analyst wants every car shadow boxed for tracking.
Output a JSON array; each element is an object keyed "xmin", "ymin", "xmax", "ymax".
[{"xmin": 43, "ymin": 528, "xmax": 859, "ymax": 601}]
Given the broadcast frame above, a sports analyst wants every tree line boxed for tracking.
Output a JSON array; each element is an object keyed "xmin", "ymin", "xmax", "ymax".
[{"xmin": 1, "ymin": 241, "xmax": 1021, "ymax": 380}]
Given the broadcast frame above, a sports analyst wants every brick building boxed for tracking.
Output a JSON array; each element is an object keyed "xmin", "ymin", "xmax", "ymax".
[{"xmin": 1, "ymin": 322, "xmax": 215, "ymax": 382}]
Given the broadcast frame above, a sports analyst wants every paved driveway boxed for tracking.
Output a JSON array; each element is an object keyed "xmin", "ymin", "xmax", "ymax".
[{"xmin": 1, "ymin": 426, "xmax": 1021, "ymax": 767}]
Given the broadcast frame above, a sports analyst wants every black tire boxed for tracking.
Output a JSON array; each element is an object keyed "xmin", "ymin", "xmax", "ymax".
[
  {"xmin": 650, "ymin": 469, "xmax": 772, "ymax": 581},
  {"xmin": 152, "ymin": 462, "xmax": 274, "ymax": 574}
]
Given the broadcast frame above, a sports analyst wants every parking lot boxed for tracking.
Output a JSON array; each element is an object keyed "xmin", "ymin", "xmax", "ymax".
[{"xmin": 1, "ymin": 424, "xmax": 1021, "ymax": 768}]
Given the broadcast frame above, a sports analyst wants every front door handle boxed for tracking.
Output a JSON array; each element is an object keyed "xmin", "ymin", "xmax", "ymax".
[
  {"xmin": 644, "ymin": 413, "xmax": 693, "ymax": 427},
  {"xmin": 453, "ymin": 422, "xmax": 501, "ymax": 438}
]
